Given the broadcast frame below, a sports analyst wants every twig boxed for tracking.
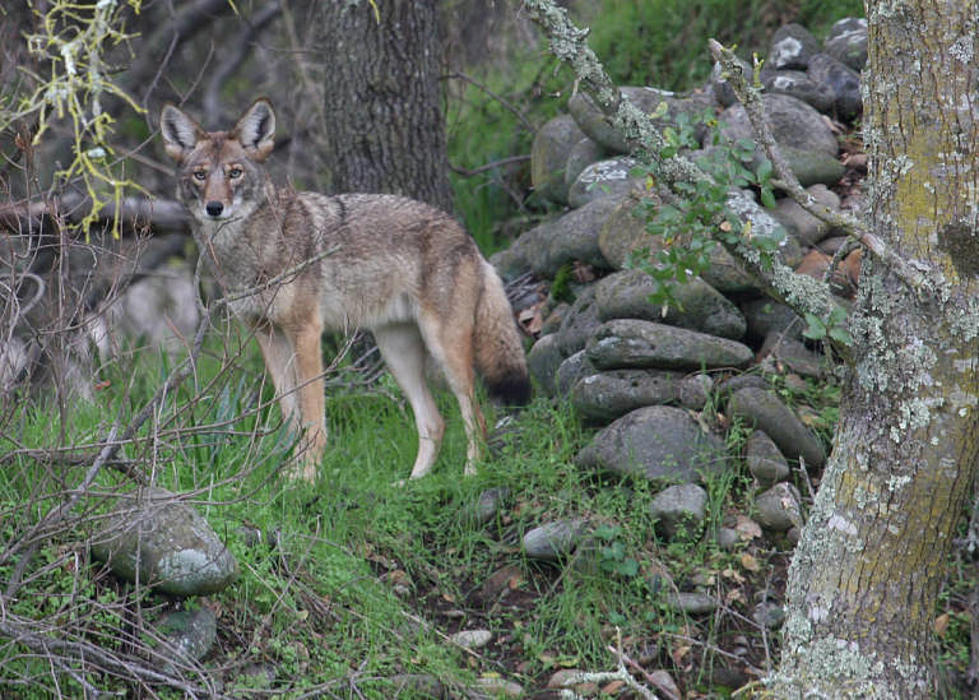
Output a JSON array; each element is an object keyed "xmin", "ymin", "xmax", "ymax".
[
  {"xmin": 203, "ymin": 1, "xmax": 283, "ymax": 126},
  {"xmin": 449, "ymin": 154, "xmax": 530, "ymax": 177},
  {"xmin": 212, "ymin": 243, "xmax": 341, "ymax": 306},
  {"xmin": 0, "ymin": 616, "xmax": 227, "ymax": 698},
  {"xmin": 707, "ymin": 39, "xmax": 929, "ymax": 294},
  {"xmin": 444, "ymin": 72, "xmax": 535, "ymax": 132},
  {"xmin": 551, "ymin": 628, "xmax": 659, "ymax": 699}
]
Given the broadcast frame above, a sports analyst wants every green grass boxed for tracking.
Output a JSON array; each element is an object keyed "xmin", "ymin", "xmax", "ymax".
[{"xmin": 0, "ymin": 328, "xmax": 771, "ymax": 696}]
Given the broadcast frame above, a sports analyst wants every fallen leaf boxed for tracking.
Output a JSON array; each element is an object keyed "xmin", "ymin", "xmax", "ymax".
[
  {"xmin": 725, "ymin": 588, "xmax": 747, "ymax": 605},
  {"xmin": 722, "ymin": 567, "xmax": 746, "ymax": 584},
  {"xmin": 735, "ymin": 515, "xmax": 763, "ymax": 541}
]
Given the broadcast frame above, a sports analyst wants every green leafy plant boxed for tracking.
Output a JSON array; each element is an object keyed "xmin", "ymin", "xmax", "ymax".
[
  {"xmin": 626, "ymin": 108, "xmax": 783, "ymax": 310},
  {"xmin": 802, "ymin": 305, "xmax": 853, "ymax": 346},
  {"xmin": 593, "ymin": 523, "xmax": 641, "ymax": 578}
]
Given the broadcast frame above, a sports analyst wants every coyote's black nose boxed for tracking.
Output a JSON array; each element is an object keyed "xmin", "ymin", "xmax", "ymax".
[{"xmin": 205, "ymin": 201, "xmax": 224, "ymax": 217}]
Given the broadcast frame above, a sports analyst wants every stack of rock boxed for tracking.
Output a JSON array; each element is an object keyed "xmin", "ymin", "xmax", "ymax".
[{"xmin": 493, "ymin": 19, "xmax": 867, "ymax": 557}]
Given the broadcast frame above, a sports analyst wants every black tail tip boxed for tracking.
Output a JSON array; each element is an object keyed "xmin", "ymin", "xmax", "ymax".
[{"xmin": 489, "ymin": 374, "xmax": 532, "ymax": 407}]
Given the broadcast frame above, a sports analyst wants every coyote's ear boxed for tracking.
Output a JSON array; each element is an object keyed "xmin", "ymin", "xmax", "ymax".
[
  {"xmin": 160, "ymin": 104, "xmax": 204, "ymax": 162},
  {"xmin": 233, "ymin": 98, "xmax": 276, "ymax": 161}
]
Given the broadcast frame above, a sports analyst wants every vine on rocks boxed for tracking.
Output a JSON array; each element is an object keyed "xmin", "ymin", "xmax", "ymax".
[{"xmin": 627, "ymin": 108, "xmax": 784, "ymax": 314}]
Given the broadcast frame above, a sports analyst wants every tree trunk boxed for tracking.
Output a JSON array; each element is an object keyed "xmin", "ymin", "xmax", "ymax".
[
  {"xmin": 314, "ymin": 0, "xmax": 452, "ymax": 212},
  {"xmin": 774, "ymin": 1, "xmax": 979, "ymax": 695}
]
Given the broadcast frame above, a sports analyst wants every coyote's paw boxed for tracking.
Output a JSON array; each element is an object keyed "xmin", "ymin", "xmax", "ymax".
[{"xmin": 283, "ymin": 458, "xmax": 318, "ymax": 483}]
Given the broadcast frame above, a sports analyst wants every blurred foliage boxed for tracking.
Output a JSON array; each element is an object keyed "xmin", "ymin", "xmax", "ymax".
[{"xmin": 446, "ymin": 0, "xmax": 865, "ymax": 251}]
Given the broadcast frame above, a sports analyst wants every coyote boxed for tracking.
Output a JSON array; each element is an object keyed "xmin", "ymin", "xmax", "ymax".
[{"xmin": 160, "ymin": 98, "xmax": 530, "ymax": 481}]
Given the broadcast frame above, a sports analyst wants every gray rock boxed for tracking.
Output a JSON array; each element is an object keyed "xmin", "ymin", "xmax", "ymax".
[
  {"xmin": 526, "ymin": 333, "xmax": 563, "ymax": 396},
  {"xmin": 594, "ymin": 268, "xmax": 746, "ymax": 340},
  {"xmin": 91, "ymin": 487, "xmax": 238, "ymax": 596},
  {"xmin": 586, "ymin": 319, "xmax": 754, "ymax": 371},
  {"xmin": 557, "ymin": 286, "xmax": 602, "ymax": 357},
  {"xmin": 156, "ymin": 607, "xmax": 217, "ymax": 672},
  {"xmin": 555, "ymin": 349, "xmax": 595, "ymax": 395},
  {"xmin": 531, "ymin": 114, "xmax": 586, "ymax": 204},
  {"xmin": 473, "ymin": 677, "xmax": 525, "ymax": 698},
  {"xmin": 753, "ymin": 600, "xmax": 787, "ymax": 629},
  {"xmin": 728, "ymin": 386, "xmax": 826, "ymax": 468},
  {"xmin": 768, "ymin": 23, "xmax": 821, "ymax": 70},
  {"xmin": 571, "ymin": 369, "xmax": 686, "ymax": 423},
  {"xmin": 514, "ymin": 196, "xmax": 619, "ymax": 278},
  {"xmin": 540, "ymin": 301, "xmax": 570, "ymax": 336},
  {"xmin": 754, "ymin": 482, "xmax": 803, "ymax": 531},
  {"xmin": 666, "ymin": 591, "xmax": 718, "ymax": 615},
  {"xmin": 770, "ymin": 184, "xmax": 841, "ymax": 246},
  {"xmin": 522, "ymin": 518, "xmax": 588, "ymax": 560},
  {"xmin": 472, "ymin": 487, "xmax": 510, "ymax": 526},
  {"xmin": 824, "ymin": 17, "xmax": 868, "ymax": 71},
  {"xmin": 489, "ymin": 244, "xmax": 530, "ymax": 282},
  {"xmin": 808, "ymin": 53, "xmax": 862, "ymax": 121},
  {"xmin": 741, "ymin": 298, "xmax": 804, "ymax": 341},
  {"xmin": 678, "ymin": 373, "xmax": 713, "ymax": 410},
  {"xmin": 564, "ymin": 137, "xmax": 607, "ymax": 188},
  {"xmin": 719, "ymin": 93, "xmax": 840, "ymax": 158},
  {"xmin": 745, "ymin": 430, "xmax": 791, "ymax": 486},
  {"xmin": 717, "ymin": 375, "xmax": 771, "ymax": 402},
  {"xmin": 716, "ymin": 526, "xmax": 741, "ymax": 551},
  {"xmin": 779, "ymin": 146, "xmax": 846, "ymax": 187},
  {"xmin": 649, "ymin": 484, "xmax": 708, "ymax": 540},
  {"xmin": 575, "ymin": 405, "xmax": 727, "ymax": 483},
  {"xmin": 568, "ymin": 157, "xmax": 645, "ymax": 208},
  {"xmin": 595, "ymin": 192, "xmax": 661, "ymax": 269},
  {"xmin": 450, "ymin": 629, "xmax": 493, "ymax": 650},
  {"xmin": 761, "ymin": 69, "xmax": 836, "ymax": 114},
  {"xmin": 568, "ymin": 87, "xmax": 715, "ymax": 154},
  {"xmin": 760, "ymin": 334, "xmax": 827, "ymax": 379}
]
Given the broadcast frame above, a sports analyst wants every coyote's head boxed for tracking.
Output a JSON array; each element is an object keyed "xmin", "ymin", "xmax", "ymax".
[{"xmin": 160, "ymin": 99, "xmax": 276, "ymax": 223}]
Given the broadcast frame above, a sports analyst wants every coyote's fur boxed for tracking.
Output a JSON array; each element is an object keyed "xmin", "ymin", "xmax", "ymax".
[{"xmin": 160, "ymin": 98, "xmax": 530, "ymax": 481}]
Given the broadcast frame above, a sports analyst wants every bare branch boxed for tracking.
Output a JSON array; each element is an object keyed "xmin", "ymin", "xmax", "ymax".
[
  {"xmin": 0, "ymin": 194, "xmax": 190, "ymax": 237},
  {"xmin": 445, "ymin": 72, "xmax": 536, "ymax": 132},
  {"xmin": 203, "ymin": 1, "xmax": 283, "ymax": 126}
]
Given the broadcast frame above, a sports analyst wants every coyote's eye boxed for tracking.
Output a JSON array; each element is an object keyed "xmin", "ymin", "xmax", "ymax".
[
  {"xmin": 228, "ymin": 166, "xmax": 243, "ymax": 179},
  {"xmin": 192, "ymin": 169, "xmax": 207, "ymax": 182}
]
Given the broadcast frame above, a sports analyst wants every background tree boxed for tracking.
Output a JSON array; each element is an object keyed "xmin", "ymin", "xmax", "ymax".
[{"xmin": 312, "ymin": 0, "xmax": 453, "ymax": 211}]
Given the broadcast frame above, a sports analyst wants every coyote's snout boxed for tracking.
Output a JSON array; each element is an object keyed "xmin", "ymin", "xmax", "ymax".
[{"xmin": 161, "ymin": 98, "xmax": 530, "ymax": 481}]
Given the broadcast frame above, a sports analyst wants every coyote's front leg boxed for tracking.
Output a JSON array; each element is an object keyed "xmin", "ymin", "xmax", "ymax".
[
  {"xmin": 287, "ymin": 317, "xmax": 327, "ymax": 481},
  {"xmin": 256, "ymin": 318, "xmax": 326, "ymax": 481}
]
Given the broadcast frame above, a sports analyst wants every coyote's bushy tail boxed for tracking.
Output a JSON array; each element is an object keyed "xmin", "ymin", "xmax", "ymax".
[{"xmin": 474, "ymin": 261, "xmax": 532, "ymax": 406}]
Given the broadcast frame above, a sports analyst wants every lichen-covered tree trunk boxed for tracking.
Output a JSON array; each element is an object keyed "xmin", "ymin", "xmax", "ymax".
[
  {"xmin": 774, "ymin": 1, "xmax": 979, "ymax": 695},
  {"xmin": 315, "ymin": 0, "xmax": 452, "ymax": 211}
]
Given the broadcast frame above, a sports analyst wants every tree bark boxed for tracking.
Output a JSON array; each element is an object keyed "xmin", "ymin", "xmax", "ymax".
[
  {"xmin": 314, "ymin": 0, "xmax": 452, "ymax": 212},
  {"xmin": 774, "ymin": 1, "xmax": 979, "ymax": 695}
]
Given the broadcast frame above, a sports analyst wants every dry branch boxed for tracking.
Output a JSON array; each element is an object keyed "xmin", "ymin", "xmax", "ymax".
[{"xmin": 0, "ymin": 193, "xmax": 189, "ymax": 237}]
